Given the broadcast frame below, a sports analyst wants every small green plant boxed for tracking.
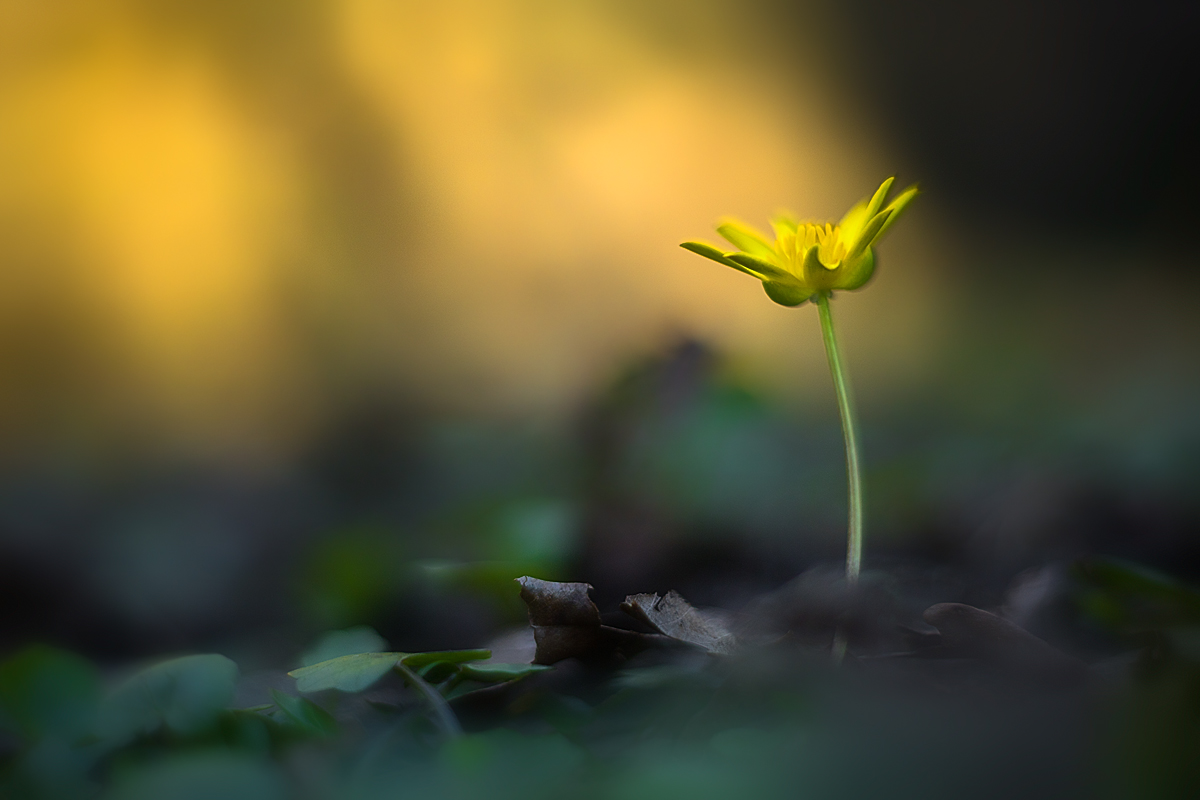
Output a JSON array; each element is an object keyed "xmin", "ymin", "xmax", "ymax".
[{"xmin": 681, "ymin": 178, "xmax": 918, "ymax": 597}]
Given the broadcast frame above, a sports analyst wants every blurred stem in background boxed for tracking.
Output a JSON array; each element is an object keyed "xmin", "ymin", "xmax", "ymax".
[
  {"xmin": 816, "ymin": 292, "xmax": 862, "ymax": 587},
  {"xmin": 396, "ymin": 662, "xmax": 463, "ymax": 739}
]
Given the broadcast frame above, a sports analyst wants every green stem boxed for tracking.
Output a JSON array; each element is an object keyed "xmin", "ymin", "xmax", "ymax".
[
  {"xmin": 815, "ymin": 292, "xmax": 863, "ymax": 586},
  {"xmin": 395, "ymin": 662, "xmax": 463, "ymax": 739}
]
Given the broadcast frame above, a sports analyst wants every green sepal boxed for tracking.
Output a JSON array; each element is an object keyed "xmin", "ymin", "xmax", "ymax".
[
  {"xmin": 680, "ymin": 241, "xmax": 756, "ymax": 276},
  {"xmin": 762, "ymin": 280, "xmax": 812, "ymax": 306},
  {"xmin": 726, "ymin": 252, "xmax": 791, "ymax": 280},
  {"xmin": 800, "ymin": 244, "xmax": 837, "ymax": 291},
  {"xmin": 835, "ymin": 248, "xmax": 876, "ymax": 291},
  {"xmin": 876, "ymin": 185, "xmax": 919, "ymax": 238},
  {"xmin": 716, "ymin": 219, "xmax": 776, "ymax": 260}
]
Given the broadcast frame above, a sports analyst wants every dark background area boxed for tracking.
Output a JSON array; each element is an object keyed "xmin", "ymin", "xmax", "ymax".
[{"xmin": 843, "ymin": 0, "xmax": 1200, "ymax": 242}]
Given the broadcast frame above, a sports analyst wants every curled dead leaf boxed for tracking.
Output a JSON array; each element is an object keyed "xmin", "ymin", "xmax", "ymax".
[
  {"xmin": 516, "ymin": 576, "xmax": 669, "ymax": 664},
  {"xmin": 620, "ymin": 591, "xmax": 738, "ymax": 655},
  {"xmin": 517, "ymin": 576, "xmax": 605, "ymax": 664}
]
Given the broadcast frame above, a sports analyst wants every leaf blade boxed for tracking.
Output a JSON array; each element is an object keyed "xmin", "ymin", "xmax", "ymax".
[
  {"xmin": 400, "ymin": 649, "xmax": 491, "ymax": 669},
  {"xmin": 456, "ymin": 663, "xmax": 551, "ymax": 682},
  {"xmin": 288, "ymin": 652, "xmax": 403, "ymax": 693}
]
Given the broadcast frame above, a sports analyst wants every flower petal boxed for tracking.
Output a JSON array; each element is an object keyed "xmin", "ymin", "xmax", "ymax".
[
  {"xmin": 838, "ymin": 201, "xmax": 869, "ymax": 245},
  {"xmin": 773, "ymin": 229, "xmax": 796, "ymax": 263},
  {"xmin": 716, "ymin": 219, "xmax": 776, "ymax": 260},
  {"xmin": 769, "ymin": 212, "xmax": 798, "ymax": 238},
  {"xmin": 762, "ymin": 280, "xmax": 813, "ymax": 306},
  {"xmin": 845, "ymin": 208, "xmax": 892, "ymax": 262},
  {"xmin": 680, "ymin": 241, "xmax": 760, "ymax": 277},
  {"xmin": 875, "ymin": 185, "xmax": 920, "ymax": 239},
  {"xmin": 864, "ymin": 176, "xmax": 895, "ymax": 220}
]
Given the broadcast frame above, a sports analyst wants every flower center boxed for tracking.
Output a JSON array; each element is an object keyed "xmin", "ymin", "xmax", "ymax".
[{"xmin": 785, "ymin": 222, "xmax": 846, "ymax": 270}]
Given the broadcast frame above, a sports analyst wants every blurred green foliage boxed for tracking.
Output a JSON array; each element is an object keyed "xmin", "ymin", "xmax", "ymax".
[{"xmin": 5, "ymin": 561, "xmax": 1200, "ymax": 799}]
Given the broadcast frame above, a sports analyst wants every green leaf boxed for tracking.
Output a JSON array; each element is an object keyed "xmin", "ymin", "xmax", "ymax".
[
  {"xmin": 289, "ymin": 652, "xmax": 402, "ymax": 693},
  {"xmin": 299, "ymin": 626, "xmax": 388, "ymax": 667},
  {"xmin": 100, "ymin": 654, "xmax": 238, "ymax": 743},
  {"xmin": 400, "ymin": 649, "xmax": 491, "ymax": 668},
  {"xmin": 268, "ymin": 689, "xmax": 337, "ymax": 737},
  {"xmin": 716, "ymin": 220, "xmax": 776, "ymax": 260},
  {"xmin": 680, "ymin": 242, "xmax": 756, "ymax": 276},
  {"xmin": 456, "ymin": 663, "xmax": 551, "ymax": 682},
  {"xmin": 289, "ymin": 649, "xmax": 492, "ymax": 693}
]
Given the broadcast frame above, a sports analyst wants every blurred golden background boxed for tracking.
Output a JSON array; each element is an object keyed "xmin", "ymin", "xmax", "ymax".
[
  {"xmin": 1, "ymin": 0, "xmax": 1197, "ymax": 658},
  {"xmin": 0, "ymin": 0, "xmax": 949, "ymax": 465}
]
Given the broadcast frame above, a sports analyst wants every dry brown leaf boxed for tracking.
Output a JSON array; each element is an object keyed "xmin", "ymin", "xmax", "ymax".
[
  {"xmin": 517, "ymin": 577, "xmax": 604, "ymax": 664},
  {"xmin": 516, "ymin": 576, "xmax": 666, "ymax": 664},
  {"xmin": 620, "ymin": 590, "xmax": 738, "ymax": 655}
]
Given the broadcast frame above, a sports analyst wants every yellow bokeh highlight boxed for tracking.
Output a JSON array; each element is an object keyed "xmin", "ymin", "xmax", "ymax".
[
  {"xmin": 338, "ymin": 0, "xmax": 946, "ymax": 413},
  {"xmin": 0, "ymin": 0, "xmax": 950, "ymax": 463}
]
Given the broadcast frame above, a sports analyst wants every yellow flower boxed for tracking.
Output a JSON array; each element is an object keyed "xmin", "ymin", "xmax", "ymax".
[{"xmin": 681, "ymin": 177, "xmax": 918, "ymax": 306}]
